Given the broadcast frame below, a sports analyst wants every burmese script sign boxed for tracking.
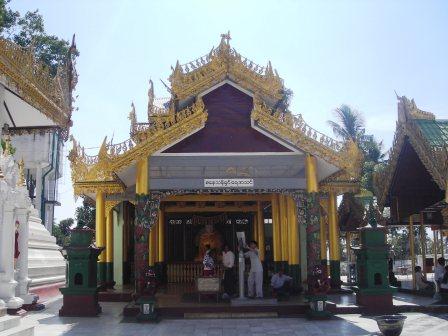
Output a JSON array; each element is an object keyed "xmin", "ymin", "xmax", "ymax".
[
  {"xmin": 204, "ymin": 178, "xmax": 254, "ymax": 188},
  {"xmin": 197, "ymin": 277, "xmax": 220, "ymax": 292}
]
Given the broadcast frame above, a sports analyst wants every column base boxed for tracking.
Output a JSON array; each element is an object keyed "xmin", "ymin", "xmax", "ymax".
[
  {"xmin": 105, "ymin": 262, "xmax": 115, "ymax": 289},
  {"xmin": 98, "ymin": 262, "xmax": 107, "ymax": 286},
  {"xmin": 329, "ymin": 260, "xmax": 341, "ymax": 289},
  {"xmin": 154, "ymin": 262, "xmax": 166, "ymax": 284},
  {"xmin": 356, "ymin": 291, "xmax": 394, "ymax": 313},
  {"xmin": 59, "ymin": 287, "xmax": 102, "ymax": 317},
  {"xmin": 19, "ymin": 292, "xmax": 38, "ymax": 306},
  {"xmin": 288, "ymin": 264, "xmax": 302, "ymax": 292},
  {"xmin": 4, "ymin": 296, "xmax": 24, "ymax": 310}
]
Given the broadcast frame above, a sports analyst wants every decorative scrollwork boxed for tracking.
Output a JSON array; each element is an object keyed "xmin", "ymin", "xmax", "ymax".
[
  {"xmin": 251, "ymin": 97, "xmax": 363, "ymax": 179},
  {"xmin": 169, "ymin": 34, "xmax": 284, "ymax": 101},
  {"xmin": 69, "ymin": 97, "xmax": 208, "ymax": 195},
  {"xmin": 0, "ymin": 38, "xmax": 77, "ymax": 136},
  {"xmin": 374, "ymin": 96, "xmax": 448, "ymax": 208}
]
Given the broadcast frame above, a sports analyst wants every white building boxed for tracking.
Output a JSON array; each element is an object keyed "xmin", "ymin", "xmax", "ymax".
[
  {"xmin": 0, "ymin": 37, "xmax": 76, "ymax": 233},
  {"xmin": 0, "ymin": 37, "xmax": 77, "ymax": 294}
]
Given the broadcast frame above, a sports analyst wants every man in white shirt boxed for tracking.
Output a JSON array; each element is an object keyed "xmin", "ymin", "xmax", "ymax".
[
  {"xmin": 222, "ymin": 245, "xmax": 235, "ymax": 298},
  {"xmin": 414, "ymin": 266, "xmax": 433, "ymax": 293},
  {"xmin": 271, "ymin": 268, "xmax": 292, "ymax": 299},
  {"xmin": 434, "ymin": 257, "xmax": 446, "ymax": 293},
  {"xmin": 244, "ymin": 240, "xmax": 263, "ymax": 298}
]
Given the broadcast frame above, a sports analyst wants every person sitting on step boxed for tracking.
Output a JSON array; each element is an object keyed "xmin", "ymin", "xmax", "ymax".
[
  {"xmin": 414, "ymin": 266, "xmax": 434, "ymax": 294},
  {"xmin": 271, "ymin": 268, "xmax": 292, "ymax": 300}
]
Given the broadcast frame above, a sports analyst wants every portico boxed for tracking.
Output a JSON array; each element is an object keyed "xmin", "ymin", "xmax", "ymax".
[{"xmin": 69, "ymin": 34, "xmax": 363, "ymax": 303}]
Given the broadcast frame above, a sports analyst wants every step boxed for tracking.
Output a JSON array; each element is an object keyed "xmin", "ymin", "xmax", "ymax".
[
  {"xmin": 231, "ymin": 298, "xmax": 277, "ymax": 306},
  {"xmin": 0, "ymin": 322, "xmax": 35, "ymax": 336},
  {"xmin": 0, "ymin": 316, "xmax": 20, "ymax": 333},
  {"xmin": 184, "ymin": 312, "xmax": 278, "ymax": 319}
]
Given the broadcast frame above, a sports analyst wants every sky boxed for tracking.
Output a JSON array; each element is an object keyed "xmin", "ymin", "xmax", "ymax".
[{"xmin": 10, "ymin": 0, "xmax": 448, "ymax": 222}]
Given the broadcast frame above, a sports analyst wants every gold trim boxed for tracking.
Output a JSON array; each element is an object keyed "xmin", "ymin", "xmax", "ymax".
[
  {"xmin": 0, "ymin": 38, "xmax": 77, "ymax": 128},
  {"xmin": 169, "ymin": 33, "xmax": 283, "ymax": 101},
  {"xmin": 374, "ymin": 96, "xmax": 448, "ymax": 208},
  {"xmin": 251, "ymin": 97, "xmax": 363, "ymax": 178},
  {"xmin": 69, "ymin": 97, "xmax": 208, "ymax": 195}
]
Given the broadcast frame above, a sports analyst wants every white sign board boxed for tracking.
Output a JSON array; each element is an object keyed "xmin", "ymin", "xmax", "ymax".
[
  {"xmin": 197, "ymin": 277, "xmax": 220, "ymax": 292},
  {"xmin": 204, "ymin": 178, "xmax": 254, "ymax": 188},
  {"xmin": 236, "ymin": 231, "xmax": 246, "ymax": 249}
]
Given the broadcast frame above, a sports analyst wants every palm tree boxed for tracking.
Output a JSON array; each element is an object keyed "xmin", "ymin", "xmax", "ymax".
[{"xmin": 327, "ymin": 104, "xmax": 365, "ymax": 142}]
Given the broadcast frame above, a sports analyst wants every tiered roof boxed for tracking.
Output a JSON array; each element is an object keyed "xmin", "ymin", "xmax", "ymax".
[
  {"xmin": 0, "ymin": 37, "xmax": 77, "ymax": 138},
  {"xmin": 70, "ymin": 34, "xmax": 363, "ymax": 197},
  {"xmin": 374, "ymin": 95, "xmax": 448, "ymax": 214}
]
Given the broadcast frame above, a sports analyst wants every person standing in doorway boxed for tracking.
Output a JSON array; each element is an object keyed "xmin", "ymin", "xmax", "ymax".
[
  {"xmin": 434, "ymin": 257, "xmax": 446, "ymax": 293},
  {"xmin": 243, "ymin": 240, "xmax": 263, "ymax": 298},
  {"xmin": 202, "ymin": 244, "xmax": 215, "ymax": 276},
  {"xmin": 222, "ymin": 244, "xmax": 235, "ymax": 299}
]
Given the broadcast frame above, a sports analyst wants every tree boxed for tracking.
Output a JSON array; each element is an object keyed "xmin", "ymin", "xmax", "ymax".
[
  {"xmin": 0, "ymin": 0, "xmax": 78, "ymax": 76},
  {"xmin": 52, "ymin": 218, "xmax": 73, "ymax": 246},
  {"xmin": 0, "ymin": 0, "xmax": 19, "ymax": 35},
  {"xmin": 327, "ymin": 104, "xmax": 365, "ymax": 142},
  {"xmin": 328, "ymin": 105, "xmax": 385, "ymax": 192},
  {"xmin": 75, "ymin": 199, "xmax": 96, "ymax": 229},
  {"xmin": 59, "ymin": 218, "xmax": 74, "ymax": 235}
]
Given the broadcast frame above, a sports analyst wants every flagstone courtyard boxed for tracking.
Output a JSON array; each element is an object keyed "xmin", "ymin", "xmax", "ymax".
[{"xmin": 18, "ymin": 297, "xmax": 448, "ymax": 336}]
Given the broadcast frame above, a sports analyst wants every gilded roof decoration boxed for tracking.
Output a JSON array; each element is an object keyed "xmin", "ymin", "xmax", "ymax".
[
  {"xmin": 0, "ymin": 38, "xmax": 77, "ymax": 135},
  {"xmin": 70, "ymin": 33, "xmax": 362, "ymax": 197},
  {"xmin": 169, "ymin": 33, "xmax": 284, "ymax": 101},
  {"xmin": 69, "ymin": 97, "xmax": 208, "ymax": 195},
  {"xmin": 251, "ymin": 97, "xmax": 363, "ymax": 180},
  {"xmin": 374, "ymin": 95, "xmax": 448, "ymax": 208}
]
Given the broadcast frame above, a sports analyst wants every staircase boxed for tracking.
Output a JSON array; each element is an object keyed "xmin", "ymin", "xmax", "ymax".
[{"xmin": 0, "ymin": 308, "xmax": 36, "ymax": 336}]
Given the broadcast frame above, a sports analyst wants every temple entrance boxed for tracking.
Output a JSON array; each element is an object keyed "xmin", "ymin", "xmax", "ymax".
[
  {"xmin": 166, "ymin": 212, "xmax": 253, "ymax": 262},
  {"xmin": 165, "ymin": 211, "xmax": 254, "ymax": 283}
]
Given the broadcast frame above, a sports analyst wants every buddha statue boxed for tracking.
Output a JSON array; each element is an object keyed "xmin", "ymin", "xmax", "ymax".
[{"xmin": 195, "ymin": 224, "xmax": 223, "ymax": 261}]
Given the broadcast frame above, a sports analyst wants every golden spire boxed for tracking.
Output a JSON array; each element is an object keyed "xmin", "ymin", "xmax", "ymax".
[
  {"xmin": 220, "ymin": 31, "xmax": 231, "ymax": 45},
  {"xmin": 147, "ymin": 79, "xmax": 154, "ymax": 118},
  {"xmin": 17, "ymin": 159, "xmax": 26, "ymax": 187},
  {"xmin": 3, "ymin": 134, "xmax": 11, "ymax": 156},
  {"xmin": 128, "ymin": 102, "xmax": 137, "ymax": 135}
]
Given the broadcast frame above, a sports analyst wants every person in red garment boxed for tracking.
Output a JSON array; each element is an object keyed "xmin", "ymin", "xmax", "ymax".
[{"xmin": 202, "ymin": 245, "xmax": 215, "ymax": 276}]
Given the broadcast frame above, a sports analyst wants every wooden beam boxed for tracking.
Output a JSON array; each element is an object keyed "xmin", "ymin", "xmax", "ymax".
[
  {"xmin": 164, "ymin": 205, "xmax": 258, "ymax": 213},
  {"xmin": 164, "ymin": 194, "xmax": 272, "ymax": 202}
]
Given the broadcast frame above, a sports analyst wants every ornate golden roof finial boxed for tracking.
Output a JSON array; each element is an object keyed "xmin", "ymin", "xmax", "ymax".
[
  {"xmin": 220, "ymin": 31, "xmax": 231, "ymax": 45},
  {"xmin": 147, "ymin": 79, "xmax": 154, "ymax": 117},
  {"xmin": 3, "ymin": 134, "xmax": 11, "ymax": 156},
  {"xmin": 129, "ymin": 102, "xmax": 137, "ymax": 127},
  {"xmin": 17, "ymin": 159, "xmax": 26, "ymax": 187},
  {"xmin": 98, "ymin": 136, "xmax": 109, "ymax": 160}
]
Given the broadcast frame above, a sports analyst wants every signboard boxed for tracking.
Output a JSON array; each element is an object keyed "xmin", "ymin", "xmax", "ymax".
[
  {"xmin": 204, "ymin": 178, "xmax": 254, "ymax": 188},
  {"xmin": 236, "ymin": 231, "xmax": 246, "ymax": 249},
  {"xmin": 197, "ymin": 277, "xmax": 220, "ymax": 292}
]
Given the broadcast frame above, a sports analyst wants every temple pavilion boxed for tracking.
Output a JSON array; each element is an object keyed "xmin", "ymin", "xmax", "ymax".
[
  {"xmin": 69, "ymin": 34, "xmax": 363, "ymax": 294},
  {"xmin": 373, "ymin": 96, "xmax": 448, "ymax": 288}
]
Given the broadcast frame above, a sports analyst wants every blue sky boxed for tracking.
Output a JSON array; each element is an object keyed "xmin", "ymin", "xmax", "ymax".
[{"xmin": 10, "ymin": 0, "xmax": 448, "ymax": 221}]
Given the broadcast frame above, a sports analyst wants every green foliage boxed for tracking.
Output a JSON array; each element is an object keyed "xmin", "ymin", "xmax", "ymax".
[
  {"xmin": 0, "ymin": 1, "xmax": 78, "ymax": 76},
  {"xmin": 0, "ymin": 0, "xmax": 19, "ymax": 35},
  {"xmin": 327, "ymin": 104, "xmax": 365, "ymax": 142},
  {"xmin": 0, "ymin": 139, "xmax": 16, "ymax": 154},
  {"xmin": 328, "ymin": 105, "xmax": 385, "ymax": 192},
  {"xmin": 387, "ymin": 227, "xmax": 431, "ymax": 260},
  {"xmin": 52, "ymin": 217, "xmax": 73, "ymax": 246},
  {"xmin": 275, "ymin": 87, "xmax": 294, "ymax": 111},
  {"xmin": 75, "ymin": 199, "xmax": 96, "ymax": 229}
]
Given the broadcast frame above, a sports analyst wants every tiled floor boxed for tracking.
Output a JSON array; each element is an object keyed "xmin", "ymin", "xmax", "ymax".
[{"xmin": 18, "ymin": 297, "xmax": 448, "ymax": 336}]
